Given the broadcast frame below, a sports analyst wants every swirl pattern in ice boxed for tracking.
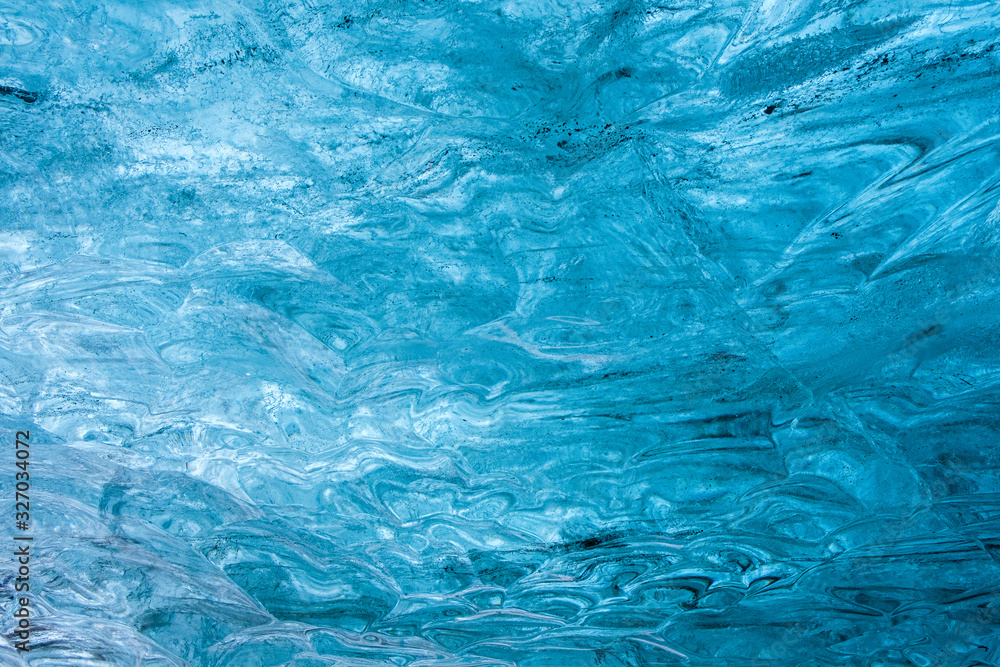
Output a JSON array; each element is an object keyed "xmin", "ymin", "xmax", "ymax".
[{"xmin": 2, "ymin": 0, "xmax": 1000, "ymax": 664}]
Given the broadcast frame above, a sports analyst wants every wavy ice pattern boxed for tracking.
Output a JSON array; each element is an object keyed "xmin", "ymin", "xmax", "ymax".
[{"xmin": 1, "ymin": 0, "xmax": 1000, "ymax": 664}]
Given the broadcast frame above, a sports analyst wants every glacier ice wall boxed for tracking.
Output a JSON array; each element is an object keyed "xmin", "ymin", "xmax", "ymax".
[{"xmin": 1, "ymin": 0, "xmax": 1000, "ymax": 664}]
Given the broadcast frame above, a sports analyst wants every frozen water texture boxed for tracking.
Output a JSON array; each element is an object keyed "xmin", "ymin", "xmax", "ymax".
[{"xmin": 1, "ymin": 0, "xmax": 1000, "ymax": 664}]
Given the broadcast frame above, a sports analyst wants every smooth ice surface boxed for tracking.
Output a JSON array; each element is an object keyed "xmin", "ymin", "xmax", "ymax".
[{"xmin": 2, "ymin": 0, "xmax": 1000, "ymax": 665}]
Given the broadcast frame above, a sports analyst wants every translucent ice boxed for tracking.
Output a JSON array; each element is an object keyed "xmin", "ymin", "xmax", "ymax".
[{"xmin": 1, "ymin": 0, "xmax": 999, "ymax": 664}]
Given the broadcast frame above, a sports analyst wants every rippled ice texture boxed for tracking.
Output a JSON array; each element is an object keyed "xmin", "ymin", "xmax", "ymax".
[{"xmin": 2, "ymin": 0, "xmax": 1000, "ymax": 664}]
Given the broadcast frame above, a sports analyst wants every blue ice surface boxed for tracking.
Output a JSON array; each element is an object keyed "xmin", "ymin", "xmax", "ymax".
[{"xmin": 1, "ymin": 0, "xmax": 999, "ymax": 664}]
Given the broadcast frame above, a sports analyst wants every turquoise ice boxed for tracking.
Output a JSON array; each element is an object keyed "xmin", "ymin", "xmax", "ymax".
[{"xmin": 1, "ymin": 0, "xmax": 999, "ymax": 664}]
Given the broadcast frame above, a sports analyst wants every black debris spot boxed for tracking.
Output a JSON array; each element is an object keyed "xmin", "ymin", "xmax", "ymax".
[
  {"xmin": 560, "ymin": 531, "xmax": 625, "ymax": 552},
  {"xmin": 0, "ymin": 86, "xmax": 39, "ymax": 104}
]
